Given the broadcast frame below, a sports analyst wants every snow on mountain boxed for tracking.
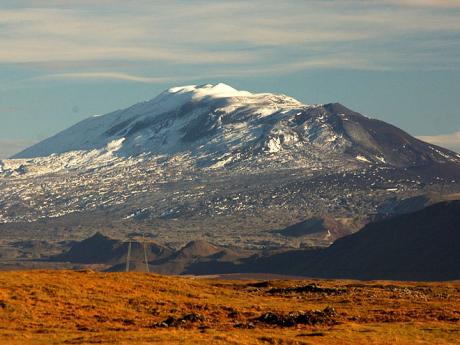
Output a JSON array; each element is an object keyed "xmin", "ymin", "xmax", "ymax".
[
  {"xmin": 13, "ymin": 83, "xmax": 301, "ymax": 161},
  {"xmin": 6, "ymin": 82, "xmax": 460, "ymax": 175}
]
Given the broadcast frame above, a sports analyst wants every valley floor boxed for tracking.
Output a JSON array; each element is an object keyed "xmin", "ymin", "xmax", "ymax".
[{"xmin": 0, "ymin": 271, "xmax": 459, "ymax": 344}]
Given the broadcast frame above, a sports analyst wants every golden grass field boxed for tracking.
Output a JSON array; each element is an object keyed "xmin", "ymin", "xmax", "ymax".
[{"xmin": 0, "ymin": 270, "xmax": 459, "ymax": 344}]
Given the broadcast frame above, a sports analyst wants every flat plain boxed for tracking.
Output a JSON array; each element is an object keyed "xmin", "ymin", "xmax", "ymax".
[{"xmin": 0, "ymin": 271, "xmax": 459, "ymax": 344}]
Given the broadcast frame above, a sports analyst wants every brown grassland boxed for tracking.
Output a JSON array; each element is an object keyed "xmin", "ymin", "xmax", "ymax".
[{"xmin": 0, "ymin": 270, "xmax": 459, "ymax": 344}]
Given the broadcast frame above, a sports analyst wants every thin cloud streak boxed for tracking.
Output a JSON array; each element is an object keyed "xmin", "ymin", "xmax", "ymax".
[
  {"xmin": 380, "ymin": 0, "xmax": 460, "ymax": 8},
  {"xmin": 37, "ymin": 72, "xmax": 186, "ymax": 83},
  {"xmin": 418, "ymin": 132, "xmax": 460, "ymax": 153},
  {"xmin": 0, "ymin": 39, "xmax": 257, "ymax": 65},
  {"xmin": 0, "ymin": 0, "xmax": 459, "ymax": 105},
  {"xmin": 0, "ymin": 2, "xmax": 459, "ymax": 72},
  {"xmin": 0, "ymin": 139, "xmax": 37, "ymax": 159},
  {"xmin": 33, "ymin": 55, "xmax": 380, "ymax": 84}
]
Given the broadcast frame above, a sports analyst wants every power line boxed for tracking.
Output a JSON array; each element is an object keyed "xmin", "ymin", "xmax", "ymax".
[{"xmin": 125, "ymin": 231, "xmax": 150, "ymax": 273}]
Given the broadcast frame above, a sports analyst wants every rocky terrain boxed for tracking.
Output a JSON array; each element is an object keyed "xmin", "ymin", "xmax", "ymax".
[{"xmin": 1, "ymin": 200, "xmax": 457, "ymax": 281}]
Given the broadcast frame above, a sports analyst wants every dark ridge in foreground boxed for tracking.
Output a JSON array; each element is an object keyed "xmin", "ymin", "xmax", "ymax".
[{"xmin": 241, "ymin": 200, "xmax": 460, "ymax": 281}]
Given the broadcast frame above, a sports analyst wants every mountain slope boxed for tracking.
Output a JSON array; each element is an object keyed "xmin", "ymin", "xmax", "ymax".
[{"xmin": 1, "ymin": 83, "xmax": 460, "ymax": 249}]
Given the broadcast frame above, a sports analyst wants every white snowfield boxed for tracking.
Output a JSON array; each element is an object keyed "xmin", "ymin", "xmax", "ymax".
[
  {"xmin": 12, "ymin": 83, "xmax": 304, "ymax": 160},
  {"xmin": 0, "ymin": 83, "xmax": 319, "ymax": 176}
]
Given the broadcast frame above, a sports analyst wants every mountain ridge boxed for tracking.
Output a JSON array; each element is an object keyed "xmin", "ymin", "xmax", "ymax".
[{"xmin": 11, "ymin": 83, "xmax": 460, "ymax": 172}]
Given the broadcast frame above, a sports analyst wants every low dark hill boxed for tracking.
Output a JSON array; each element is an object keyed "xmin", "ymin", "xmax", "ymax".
[
  {"xmin": 174, "ymin": 240, "xmax": 222, "ymax": 259},
  {"xmin": 236, "ymin": 200, "xmax": 460, "ymax": 281},
  {"xmin": 52, "ymin": 232, "xmax": 172, "ymax": 265},
  {"xmin": 284, "ymin": 200, "xmax": 460, "ymax": 281},
  {"xmin": 52, "ymin": 235, "xmax": 252, "ymax": 274},
  {"xmin": 275, "ymin": 216, "xmax": 350, "ymax": 239},
  {"xmin": 152, "ymin": 240, "xmax": 251, "ymax": 275}
]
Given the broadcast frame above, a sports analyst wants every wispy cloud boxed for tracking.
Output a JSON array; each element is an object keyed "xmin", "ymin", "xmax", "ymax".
[
  {"xmin": 418, "ymin": 132, "xmax": 460, "ymax": 153},
  {"xmin": 34, "ymin": 54, "xmax": 379, "ymax": 84},
  {"xmin": 379, "ymin": 0, "xmax": 460, "ymax": 8},
  {"xmin": 0, "ymin": 0, "xmax": 459, "ymax": 80},
  {"xmin": 0, "ymin": 7, "xmax": 258, "ymax": 65},
  {"xmin": 0, "ymin": 139, "xmax": 36, "ymax": 159},
  {"xmin": 36, "ymin": 72, "xmax": 185, "ymax": 83}
]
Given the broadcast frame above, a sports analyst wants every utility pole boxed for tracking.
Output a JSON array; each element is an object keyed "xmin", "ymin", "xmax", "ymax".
[
  {"xmin": 125, "ymin": 241, "xmax": 132, "ymax": 272},
  {"xmin": 142, "ymin": 232, "xmax": 150, "ymax": 273}
]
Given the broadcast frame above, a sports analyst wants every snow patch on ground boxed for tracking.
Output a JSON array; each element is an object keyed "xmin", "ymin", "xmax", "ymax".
[
  {"xmin": 375, "ymin": 156, "xmax": 386, "ymax": 164},
  {"xmin": 266, "ymin": 137, "xmax": 283, "ymax": 153},
  {"xmin": 356, "ymin": 155, "xmax": 371, "ymax": 163},
  {"xmin": 106, "ymin": 138, "xmax": 125, "ymax": 152},
  {"xmin": 209, "ymin": 154, "xmax": 235, "ymax": 169}
]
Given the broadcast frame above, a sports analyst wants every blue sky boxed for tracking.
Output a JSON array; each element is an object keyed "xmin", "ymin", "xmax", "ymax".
[{"xmin": 1, "ymin": 0, "xmax": 460, "ymax": 157}]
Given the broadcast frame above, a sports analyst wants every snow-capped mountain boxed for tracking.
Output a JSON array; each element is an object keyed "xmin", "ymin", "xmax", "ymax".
[
  {"xmin": 2, "ymin": 83, "xmax": 460, "ymax": 249},
  {"xmin": 12, "ymin": 83, "xmax": 460, "ymax": 171}
]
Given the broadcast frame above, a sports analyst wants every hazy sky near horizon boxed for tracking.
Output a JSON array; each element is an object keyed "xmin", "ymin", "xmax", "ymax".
[{"xmin": 0, "ymin": 0, "xmax": 460, "ymax": 158}]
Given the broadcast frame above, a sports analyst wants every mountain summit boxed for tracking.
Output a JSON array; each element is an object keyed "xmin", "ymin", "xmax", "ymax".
[{"xmin": 13, "ymin": 83, "xmax": 459, "ymax": 171}]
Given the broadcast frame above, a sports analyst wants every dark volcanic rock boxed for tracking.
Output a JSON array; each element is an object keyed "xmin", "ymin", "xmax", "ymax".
[
  {"xmin": 267, "ymin": 283, "xmax": 346, "ymax": 295},
  {"xmin": 256, "ymin": 307, "xmax": 337, "ymax": 327}
]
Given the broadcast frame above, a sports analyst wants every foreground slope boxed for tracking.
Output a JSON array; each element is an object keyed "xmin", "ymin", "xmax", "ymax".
[{"xmin": 1, "ymin": 271, "xmax": 459, "ymax": 345}]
